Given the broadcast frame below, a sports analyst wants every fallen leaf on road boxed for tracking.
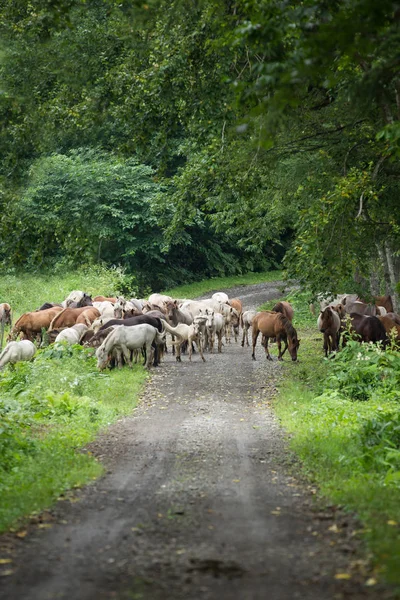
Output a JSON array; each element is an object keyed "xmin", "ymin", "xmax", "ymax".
[
  {"xmin": 366, "ymin": 578, "xmax": 377, "ymax": 586},
  {"xmin": 387, "ymin": 520, "xmax": 397, "ymax": 526},
  {"xmin": 328, "ymin": 524, "xmax": 339, "ymax": 533},
  {"xmin": 0, "ymin": 559, "xmax": 12, "ymax": 564},
  {"xmin": 16, "ymin": 531, "xmax": 27, "ymax": 538},
  {"xmin": 334, "ymin": 573, "xmax": 351, "ymax": 580},
  {"xmin": 0, "ymin": 569, "xmax": 14, "ymax": 576}
]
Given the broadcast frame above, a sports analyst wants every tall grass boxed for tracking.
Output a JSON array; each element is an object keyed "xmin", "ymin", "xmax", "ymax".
[{"xmin": 0, "ymin": 265, "xmax": 128, "ymax": 317}]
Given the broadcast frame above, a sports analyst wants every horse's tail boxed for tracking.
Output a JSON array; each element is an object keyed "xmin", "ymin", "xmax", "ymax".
[
  {"xmin": 0, "ymin": 344, "xmax": 12, "ymax": 369},
  {"xmin": 49, "ymin": 308, "xmax": 67, "ymax": 331}
]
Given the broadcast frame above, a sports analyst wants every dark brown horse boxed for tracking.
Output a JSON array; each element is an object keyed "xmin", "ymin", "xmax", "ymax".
[
  {"xmin": 252, "ymin": 311, "xmax": 300, "ymax": 361},
  {"xmin": 317, "ymin": 306, "xmax": 341, "ymax": 357},
  {"xmin": 345, "ymin": 313, "xmax": 388, "ymax": 346}
]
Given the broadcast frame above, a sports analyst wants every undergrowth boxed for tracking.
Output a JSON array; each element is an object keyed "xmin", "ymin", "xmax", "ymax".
[
  {"xmin": 0, "ymin": 344, "xmax": 146, "ymax": 532},
  {"xmin": 273, "ymin": 290, "xmax": 400, "ymax": 588}
]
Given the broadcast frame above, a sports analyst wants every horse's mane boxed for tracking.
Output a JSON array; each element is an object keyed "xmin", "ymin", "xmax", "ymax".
[
  {"xmin": 272, "ymin": 302, "xmax": 284, "ymax": 314},
  {"xmin": 278, "ymin": 314, "xmax": 297, "ymax": 339}
]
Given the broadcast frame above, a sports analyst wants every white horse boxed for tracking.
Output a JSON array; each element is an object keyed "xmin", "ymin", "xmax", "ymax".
[
  {"xmin": 162, "ymin": 321, "xmax": 206, "ymax": 362},
  {"xmin": 0, "ymin": 340, "xmax": 36, "ymax": 369},
  {"xmin": 205, "ymin": 310, "xmax": 225, "ymax": 353},
  {"xmin": 212, "ymin": 292, "xmax": 229, "ymax": 304},
  {"xmin": 96, "ymin": 324, "xmax": 165, "ymax": 370},
  {"xmin": 241, "ymin": 310, "xmax": 258, "ymax": 347},
  {"xmin": 93, "ymin": 301, "xmax": 116, "ymax": 318},
  {"xmin": 55, "ymin": 324, "xmax": 88, "ymax": 345}
]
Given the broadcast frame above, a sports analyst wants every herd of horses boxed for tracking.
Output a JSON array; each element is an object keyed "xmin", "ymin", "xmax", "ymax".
[
  {"xmin": 316, "ymin": 293, "xmax": 400, "ymax": 356},
  {"xmin": 0, "ymin": 291, "xmax": 300, "ymax": 369},
  {"xmin": 0, "ymin": 289, "xmax": 398, "ymax": 371}
]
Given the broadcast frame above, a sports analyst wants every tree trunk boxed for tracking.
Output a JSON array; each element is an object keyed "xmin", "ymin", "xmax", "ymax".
[
  {"xmin": 376, "ymin": 243, "xmax": 392, "ymax": 294},
  {"xmin": 385, "ymin": 241, "xmax": 399, "ymax": 311}
]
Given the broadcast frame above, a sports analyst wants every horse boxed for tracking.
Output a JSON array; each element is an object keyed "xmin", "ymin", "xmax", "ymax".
[
  {"xmin": 317, "ymin": 306, "xmax": 341, "ymax": 357},
  {"xmin": 212, "ymin": 292, "xmax": 229, "ymax": 304},
  {"xmin": 252, "ymin": 312, "xmax": 300, "ymax": 361},
  {"xmin": 374, "ymin": 295, "xmax": 394, "ymax": 314},
  {"xmin": 162, "ymin": 321, "xmax": 206, "ymax": 362},
  {"xmin": 93, "ymin": 295, "xmax": 117, "ymax": 303},
  {"xmin": 0, "ymin": 303, "xmax": 12, "ymax": 327},
  {"xmin": 36, "ymin": 302, "xmax": 63, "ymax": 311},
  {"xmin": 96, "ymin": 324, "xmax": 165, "ymax": 370},
  {"xmin": 0, "ymin": 340, "xmax": 36, "ymax": 369},
  {"xmin": 241, "ymin": 310, "xmax": 258, "ymax": 347},
  {"xmin": 272, "ymin": 301, "xmax": 294, "ymax": 322},
  {"xmin": 9, "ymin": 307, "xmax": 63, "ymax": 341},
  {"xmin": 377, "ymin": 316, "xmax": 400, "ymax": 341},
  {"xmin": 49, "ymin": 307, "xmax": 100, "ymax": 330},
  {"xmin": 206, "ymin": 310, "xmax": 225, "ymax": 353},
  {"xmin": 98, "ymin": 315, "xmax": 164, "ymax": 366},
  {"xmin": 344, "ymin": 313, "xmax": 388, "ymax": 345},
  {"xmin": 54, "ymin": 324, "xmax": 88, "ymax": 345},
  {"xmin": 345, "ymin": 300, "xmax": 377, "ymax": 316},
  {"xmin": 386, "ymin": 312, "xmax": 400, "ymax": 325},
  {"xmin": 228, "ymin": 298, "xmax": 243, "ymax": 342},
  {"xmin": 64, "ymin": 292, "xmax": 93, "ymax": 308}
]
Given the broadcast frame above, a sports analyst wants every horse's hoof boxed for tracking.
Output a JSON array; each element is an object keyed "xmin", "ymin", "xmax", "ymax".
[{"xmin": 252, "ymin": 356, "xmax": 256, "ymax": 361}]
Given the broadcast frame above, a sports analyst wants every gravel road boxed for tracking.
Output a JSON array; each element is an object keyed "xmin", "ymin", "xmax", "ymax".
[{"xmin": 0, "ymin": 281, "xmax": 390, "ymax": 600}]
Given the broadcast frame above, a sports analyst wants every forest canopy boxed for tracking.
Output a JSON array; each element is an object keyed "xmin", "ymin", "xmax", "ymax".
[{"xmin": 0, "ymin": 0, "xmax": 399, "ymax": 298}]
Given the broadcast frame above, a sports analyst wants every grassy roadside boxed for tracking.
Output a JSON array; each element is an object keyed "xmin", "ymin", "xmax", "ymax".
[
  {"xmin": 0, "ymin": 344, "xmax": 147, "ymax": 533},
  {"xmin": 0, "ymin": 266, "xmax": 147, "ymax": 533},
  {"xmin": 161, "ymin": 270, "xmax": 283, "ymax": 299},
  {"xmin": 267, "ymin": 291, "xmax": 400, "ymax": 589}
]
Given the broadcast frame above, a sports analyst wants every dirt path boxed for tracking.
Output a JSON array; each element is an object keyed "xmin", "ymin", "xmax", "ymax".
[{"xmin": 0, "ymin": 282, "xmax": 388, "ymax": 599}]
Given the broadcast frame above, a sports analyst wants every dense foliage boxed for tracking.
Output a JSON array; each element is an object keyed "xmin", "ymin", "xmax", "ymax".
[{"xmin": 0, "ymin": 0, "xmax": 399, "ymax": 297}]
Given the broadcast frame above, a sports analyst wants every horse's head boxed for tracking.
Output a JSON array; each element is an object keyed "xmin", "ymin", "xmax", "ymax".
[
  {"xmin": 288, "ymin": 335, "xmax": 300, "ymax": 361},
  {"xmin": 205, "ymin": 309, "xmax": 214, "ymax": 329},
  {"xmin": 319, "ymin": 306, "xmax": 334, "ymax": 333},
  {"xmin": 114, "ymin": 303, "xmax": 124, "ymax": 319},
  {"xmin": 230, "ymin": 308, "xmax": 240, "ymax": 327},
  {"xmin": 80, "ymin": 293, "xmax": 93, "ymax": 307}
]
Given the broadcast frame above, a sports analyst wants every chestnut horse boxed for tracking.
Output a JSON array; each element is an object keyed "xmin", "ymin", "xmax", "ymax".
[
  {"xmin": 272, "ymin": 301, "xmax": 294, "ymax": 322},
  {"xmin": 252, "ymin": 312, "xmax": 300, "ymax": 361}
]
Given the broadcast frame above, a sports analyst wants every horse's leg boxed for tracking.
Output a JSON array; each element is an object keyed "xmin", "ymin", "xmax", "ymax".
[
  {"xmin": 144, "ymin": 342, "xmax": 153, "ymax": 369},
  {"xmin": 323, "ymin": 333, "xmax": 328, "ymax": 357},
  {"xmin": 175, "ymin": 341, "xmax": 182, "ymax": 362},
  {"xmin": 153, "ymin": 342, "xmax": 159, "ymax": 366},
  {"xmin": 218, "ymin": 330, "xmax": 223, "ymax": 353},
  {"xmin": 241, "ymin": 326, "xmax": 246, "ymax": 347},
  {"xmin": 264, "ymin": 336, "xmax": 273, "ymax": 361},
  {"xmin": 197, "ymin": 337, "xmax": 206, "ymax": 362},
  {"xmin": 277, "ymin": 335, "xmax": 283, "ymax": 360},
  {"xmin": 121, "ymin": 344, "xmax": 132, "ymax": 368},
  {"xmin": 171, "ymin": 334, "xmax": 175, "ymax": 356},
  {"xmin": 281, "ymin": 335, "xmax": 288, "ymax": 358},
  {"xmin": 251, "ymin": 329, "xmax": 260, "ymax": 360}
]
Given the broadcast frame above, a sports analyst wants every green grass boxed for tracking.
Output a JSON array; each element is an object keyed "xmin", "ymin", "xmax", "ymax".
[
  {"xmin": 161, "ymin": 270, "xmax": 283, "ymax": 299},
  {"xmin": 271, "ymin": 291, "xmax": 400, "ymax": 589},
  {"xmin": 0, "ymin": 344, "xmax": 147, "ymax": 532},
  {"xmin": 0, "ymin": 265, "xmax": 127, "ymax": 317}
]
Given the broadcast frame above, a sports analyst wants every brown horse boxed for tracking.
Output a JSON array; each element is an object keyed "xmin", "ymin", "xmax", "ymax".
[
  {"xmin": 378, "ymin": 316, "xmax": 400, "ymax": 341},
  {"xmin": 317, "ymin": 306, "xmax": 341, "ymax": 357},
  {"xmin": 9, "ymin": 307, "xmax": 63, "ymax": 341},
  {"xmin": 252, "ymin": 312, "xmax": 300, "ymax": 361},
  {"xmin": 49, "ymin": 307, "xmax": 100, "ymax": 331},
  {"xmin": 272, "ymin": 301, "xmax": 294, "ymax": 322},
  {"xmin": 93, "ymin": 296, "xmax": 117, "ymax": 303}
]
